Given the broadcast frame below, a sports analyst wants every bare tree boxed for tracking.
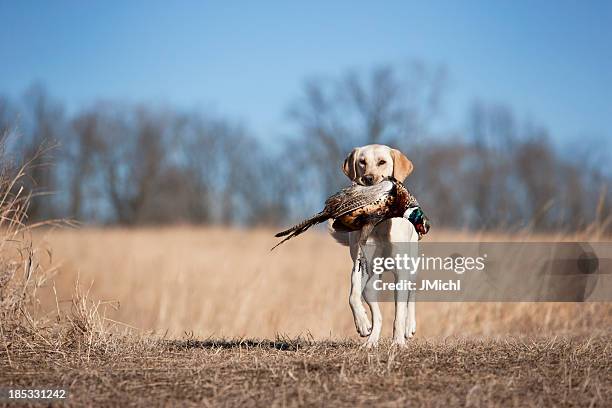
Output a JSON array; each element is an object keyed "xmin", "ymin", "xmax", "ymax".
[
  {"xmin": 67, "ymin": 110, "xmax": 104, "ymax": 219},
  {"xmin": 1, "ymin": 80, "xmax": 609, "ymax": 233},
  {"xmin": 18, "ymin": 85, "xmax": 64, "ymax": 221},
  {"xmin": 287, "ymin": 61, "xmax": 447, "ymax": 205}
]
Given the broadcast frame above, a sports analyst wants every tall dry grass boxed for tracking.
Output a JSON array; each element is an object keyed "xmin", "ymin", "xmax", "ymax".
[
  {"xmin": 0, "ymin": 146, "xmax": 54, "ymax": 338},
  {"xmin": 36, "ymin": 226, "xmax": 612, "ymax": 339},
  {"xmin": 0, "ymin": 141, "xmax": 115, "ymax": 363}
]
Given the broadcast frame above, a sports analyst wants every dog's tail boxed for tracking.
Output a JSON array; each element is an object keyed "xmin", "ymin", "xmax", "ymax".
[
  {"xmin": 327, "ymin": 219, "xmax": 350, "ymax": 246},
  {"xmin": 271, "ymin": 211, "xmax": 329, "ymax": 251}
]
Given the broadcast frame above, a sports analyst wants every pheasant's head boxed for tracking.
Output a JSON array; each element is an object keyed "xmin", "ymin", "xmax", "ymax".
[{"xmin": 406, "ymin": 207, "xmax": 431, "ymax": 239}]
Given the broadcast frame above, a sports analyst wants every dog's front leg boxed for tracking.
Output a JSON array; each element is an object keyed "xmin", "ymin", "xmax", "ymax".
[
  {"xmin": 362, "ymin": 272, "xmax": 382, "ymax": 348},
  {"xmin": 349, "ymin": 256, "xmax": 371, "ymax": 337},
  {"xmin": 392, "ymin": 268, "xmax": 408, "ymax": 346},
  {"xmin": 406, "ymin": 293, "xmax": 417, "ymax": 339}
]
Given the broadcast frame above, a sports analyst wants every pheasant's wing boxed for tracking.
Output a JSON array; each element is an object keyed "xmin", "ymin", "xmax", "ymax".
[
  {"xmin": 324, "ymin": 180, "xmax": 394, "ymax": 218},
  {"xmin": 400, "ymin": 183, "xmax": 421, "ymax": 208}
]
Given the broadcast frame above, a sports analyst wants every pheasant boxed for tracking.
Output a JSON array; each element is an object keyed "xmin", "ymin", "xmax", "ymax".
[{"xmin": 272, "ymin": 176, "xmax": 430, "ymax": 251}]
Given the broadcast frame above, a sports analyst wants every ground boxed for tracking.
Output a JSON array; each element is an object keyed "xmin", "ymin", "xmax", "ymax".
[{"xmin": 2, "ymin": 335, "xmax": 610, "ymax": 407}]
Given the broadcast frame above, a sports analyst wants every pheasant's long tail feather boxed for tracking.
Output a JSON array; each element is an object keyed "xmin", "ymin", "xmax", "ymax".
[{"xmin": 271, "ymin": 212, "xmax": 329, "ymax": 251}]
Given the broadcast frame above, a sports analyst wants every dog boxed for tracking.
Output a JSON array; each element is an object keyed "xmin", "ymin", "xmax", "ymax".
[{"xmin": 329, "ymin": 144, "xmax": 418, "ymax": 347}]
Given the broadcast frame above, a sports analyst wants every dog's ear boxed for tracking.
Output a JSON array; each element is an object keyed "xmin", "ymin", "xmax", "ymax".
[
  {"xmin": 390, "ymin": 148, "xmax": 413, "ymax": 182},
  {"xmin": 342, "ymin": 148, "xmax": 360, "ymax": 181}
]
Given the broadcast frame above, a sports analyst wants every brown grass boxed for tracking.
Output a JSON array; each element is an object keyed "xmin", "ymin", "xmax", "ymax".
[
  {"xmin": 0, "ymin": 146, "xmax": 59, "ymax": 344},
  {"xmin": 34, "ymin": 226, "xmax": 612, "ymax": 338},
  {"xmin": 2, "ymin": 334, "xmax": 610, "ymax": 406}
]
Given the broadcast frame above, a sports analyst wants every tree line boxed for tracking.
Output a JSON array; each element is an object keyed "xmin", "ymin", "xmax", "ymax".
[{"xmin": 1, "ymin": 62, "xmax": 610, "ymax": 233}]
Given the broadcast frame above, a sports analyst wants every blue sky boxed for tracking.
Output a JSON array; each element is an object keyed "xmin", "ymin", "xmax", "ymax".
[{"xmin": 1, "ymin": 0, "xmax": 610, "ymax": 145}]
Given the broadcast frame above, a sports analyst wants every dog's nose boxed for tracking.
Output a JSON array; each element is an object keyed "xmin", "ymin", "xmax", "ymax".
[{"xmin": 363, "ymin": 175, "xmax": 374, "ymax": 185}]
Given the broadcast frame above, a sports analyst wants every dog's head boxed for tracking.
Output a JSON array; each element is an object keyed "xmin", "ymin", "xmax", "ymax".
[{"xmin": 343, "ymin": 144, "xmax": 413, "ymax": 185}]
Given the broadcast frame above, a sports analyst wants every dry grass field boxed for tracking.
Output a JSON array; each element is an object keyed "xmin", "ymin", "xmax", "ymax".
[
  {"xmin": 2, "ymin": 226, "xmax": 612, "ymax": 406},
  {"xmin": 35, "ymin": 226, "xmax": 612, "ymax": 338}
]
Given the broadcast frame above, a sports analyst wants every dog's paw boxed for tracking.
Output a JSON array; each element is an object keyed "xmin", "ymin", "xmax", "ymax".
[
  {"xmin": 354, "ymin": 315, "xmax": 372, "ymax": 337},
  {"xmin": 361, "ymin": 337, "xmax": 380, "ymax": 349},
  {"xmin": 405, "ymin": 319, "xmax": 417, "ymax": 339},
  {"xmin": 392, "ymin": 336, "xmax": 408, "ymax": 348}
]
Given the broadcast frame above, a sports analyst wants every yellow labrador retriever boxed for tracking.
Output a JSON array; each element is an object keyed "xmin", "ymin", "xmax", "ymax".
[{"xmin": 330, "ymin": 144, "xmax": 418, "ymax": 347}]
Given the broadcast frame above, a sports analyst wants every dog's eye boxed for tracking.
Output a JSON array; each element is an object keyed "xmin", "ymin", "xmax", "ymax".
[
  {"xmin": 378, "ymin": 160, "xmax": 386, "ymax": 166},
  {"xmin": 359, "ymin": 159, "xmax": 366, "ymax": 166}
]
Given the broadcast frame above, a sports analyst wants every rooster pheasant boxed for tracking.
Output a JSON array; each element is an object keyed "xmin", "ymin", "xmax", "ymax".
[{"xmin": 272, "ymin": 176, "xmax": 430, "ymax": 251}]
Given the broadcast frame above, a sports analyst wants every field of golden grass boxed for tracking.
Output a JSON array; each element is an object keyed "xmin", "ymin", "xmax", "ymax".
[
  {"xmin": 1, "ymin": 226, "xmax": 609, "ymax": 406},
  {"xmin": 36, "ymin": 226, "xmax": 612, "ymax": 339}
]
